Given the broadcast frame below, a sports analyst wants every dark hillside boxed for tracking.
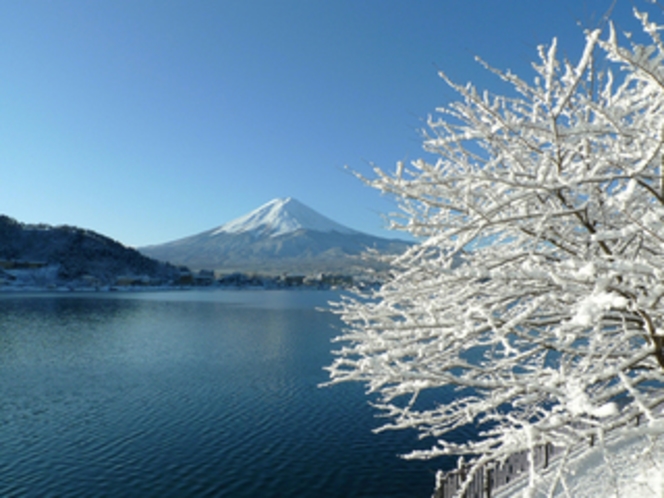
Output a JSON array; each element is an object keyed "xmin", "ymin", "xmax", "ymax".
[{"xmin": 0, "ymin": 215, "xmax": 180, "ymax": 285}]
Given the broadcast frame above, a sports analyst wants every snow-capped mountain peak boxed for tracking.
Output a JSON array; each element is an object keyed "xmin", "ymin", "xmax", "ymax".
[
  {"xmin": 211, "ymin": 197, "xmax": 358, "ymax": 238},
  {"xmin": 139, "ymin": 197, "xmax": 413, "ymax": 274}
]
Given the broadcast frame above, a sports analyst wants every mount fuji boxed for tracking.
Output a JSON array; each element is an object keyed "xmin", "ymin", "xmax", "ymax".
[
  {"xmin": 139, "ymin": 198, "xmax": 412, "ymax": 275},
  {"xmin": 210, "ymin": 197, "xmax": 358, "ymax": 238}
]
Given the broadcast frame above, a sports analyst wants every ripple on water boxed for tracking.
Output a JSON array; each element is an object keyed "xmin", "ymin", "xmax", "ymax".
[{"xmin": 0, "ymin": 291, "xmax": 465, "ymax": 498}]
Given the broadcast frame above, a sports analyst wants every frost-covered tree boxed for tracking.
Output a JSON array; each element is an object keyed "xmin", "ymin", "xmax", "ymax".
[{"xmin": 326, "ymin": 8, "xmax": 664, "ymax": 497}]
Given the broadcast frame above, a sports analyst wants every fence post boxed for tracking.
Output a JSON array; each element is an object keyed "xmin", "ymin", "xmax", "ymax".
[
  {"xmin": 485, "ymin": 466, "xmax": 492, "ymax": 498},
  {"xmin": 454, "ymin": 470, "xmax": 460, "ymax": 497}
]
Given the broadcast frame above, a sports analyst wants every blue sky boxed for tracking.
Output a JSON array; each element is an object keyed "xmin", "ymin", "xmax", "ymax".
[{"xmin": 0, "ymin": 0, "xmax": 646, "ymax": 247}]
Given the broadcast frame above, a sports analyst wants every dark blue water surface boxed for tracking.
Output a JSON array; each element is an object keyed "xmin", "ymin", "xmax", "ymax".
[{"xmin": 0, "ymin": 290, "xmax": 457, "ymax": 497}]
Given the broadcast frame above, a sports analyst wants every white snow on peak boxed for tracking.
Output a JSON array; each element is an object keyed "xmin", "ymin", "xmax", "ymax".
[{"xmin": 211, "ymin": 197, "xmax": 359, "ymax": 238}]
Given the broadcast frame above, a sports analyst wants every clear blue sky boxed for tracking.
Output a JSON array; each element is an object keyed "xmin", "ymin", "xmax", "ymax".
[{"xmin": 0, "ymin": 0, "xmax": 646, "ymax": 247}]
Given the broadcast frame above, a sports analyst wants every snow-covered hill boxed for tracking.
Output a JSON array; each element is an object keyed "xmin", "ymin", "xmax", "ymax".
[{"xmin": 140, "ymin": 198, "xmax": 412, "ymax": 274}]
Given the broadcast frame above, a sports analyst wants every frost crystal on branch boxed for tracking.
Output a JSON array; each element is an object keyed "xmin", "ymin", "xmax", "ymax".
[{"xmin": 326, "ymin": 8, "xmax": 664, "ymax": 498}]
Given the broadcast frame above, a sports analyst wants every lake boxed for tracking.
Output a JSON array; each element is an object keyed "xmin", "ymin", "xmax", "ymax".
[{"xmin": 0, "ymin": 290, "xmax": 456, "ymax": 497}]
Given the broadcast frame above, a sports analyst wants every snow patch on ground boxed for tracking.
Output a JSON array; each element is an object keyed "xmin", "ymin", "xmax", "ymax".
[{"xmin": 496, "ymin": 431, "xmax": 664, "ymax": 497}]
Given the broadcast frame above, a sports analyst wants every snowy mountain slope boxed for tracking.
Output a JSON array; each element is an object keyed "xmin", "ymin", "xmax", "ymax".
[
  {"xmin": 212, "ymin": 197, "xmax": 358, "ymax": 237},
  {"xmin": 139, "ymin": 198, "xmax": 412, "ymax": 274}
]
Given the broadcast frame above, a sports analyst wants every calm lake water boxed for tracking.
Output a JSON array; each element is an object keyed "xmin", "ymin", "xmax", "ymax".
[{"xmin": 0, "ymin": 290, "xmax": 457, "ymax": 497}]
